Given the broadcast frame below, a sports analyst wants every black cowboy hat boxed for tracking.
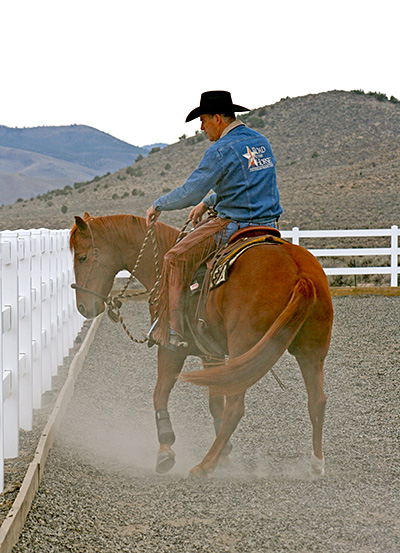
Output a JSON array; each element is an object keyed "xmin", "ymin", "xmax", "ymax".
[{"xmin": 185, "ymin": 90, "xmax": 250, "ymax": 122}]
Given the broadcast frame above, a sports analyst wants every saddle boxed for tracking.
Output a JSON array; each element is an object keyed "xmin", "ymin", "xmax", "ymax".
[
  {"xmin": 186, "ymin": 226, "xmax": 284, "ymax": 359},
  {"xmin": 211, "ymin": 226, "xmax": 283, "ymax": 289},
  {"xmin": 189, "ymin": 225, "xmax": 282, "ymax": 294},
  {"xmin": 227, "ymin": 224, "xmax": 281, "ymax": 244}
]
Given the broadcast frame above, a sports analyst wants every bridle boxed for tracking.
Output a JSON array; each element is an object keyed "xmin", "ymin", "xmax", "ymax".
[
  {"xmin": 70, "ymin": 216, "xmax": 169, "ymax": 342},
  {"xmin": 71, "ymin": 216, "xmax": 193, "ymax": 343},
  {"xmin": 71, "ymin": 219, "xmax": 115, "ymax": 303}
]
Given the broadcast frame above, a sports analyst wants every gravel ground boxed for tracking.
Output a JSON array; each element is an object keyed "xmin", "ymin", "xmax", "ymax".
[{"xmin": 12, "ymin": 296, "xmax": 399, "ymax": 553}]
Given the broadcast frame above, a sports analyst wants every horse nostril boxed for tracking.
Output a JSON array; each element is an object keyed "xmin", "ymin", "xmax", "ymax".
[{"xmin": 78, "ymin": 303, "xmax": 87, "ymax": 317}]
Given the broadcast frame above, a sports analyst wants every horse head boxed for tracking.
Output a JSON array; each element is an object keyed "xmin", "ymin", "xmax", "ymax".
[{"xmin": 70, "ymin": 212, "xmax": 121, "ymax": 318}]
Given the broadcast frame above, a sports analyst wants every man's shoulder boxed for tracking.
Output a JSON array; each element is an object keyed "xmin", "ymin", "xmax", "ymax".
[
  {"xmin": 224, "ymin": 124, "xmax": 266, "ymax": 139},
  {"xmin": 218, "ymin": 124, "xmax": 270, "ymax": 148}
]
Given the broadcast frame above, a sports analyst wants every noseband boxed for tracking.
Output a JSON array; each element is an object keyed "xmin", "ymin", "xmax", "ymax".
[{"xmin": 70, "ymin": 282, "xmax": 109, "ymax": 302}]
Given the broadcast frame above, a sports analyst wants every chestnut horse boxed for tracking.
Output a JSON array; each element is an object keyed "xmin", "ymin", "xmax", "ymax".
[{"xmin": 70, "ymin": 212, "xmax": 333, "ymax": 478}]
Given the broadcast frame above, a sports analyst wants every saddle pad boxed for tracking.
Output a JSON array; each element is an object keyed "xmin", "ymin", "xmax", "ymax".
[{"xmin": 211, "ymin": 235, "xmax": 283, "ymax": 289}]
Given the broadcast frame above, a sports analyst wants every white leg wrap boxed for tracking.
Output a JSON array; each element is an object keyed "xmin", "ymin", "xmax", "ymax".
[{"xmin": 310, "ymin": 453, "xmax": 325, "ymax": 476}]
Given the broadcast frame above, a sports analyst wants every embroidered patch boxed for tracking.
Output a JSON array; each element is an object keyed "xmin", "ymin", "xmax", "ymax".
[{"xmin": 242, "ymin": 145, "xmax": 274, "ymax": 172}]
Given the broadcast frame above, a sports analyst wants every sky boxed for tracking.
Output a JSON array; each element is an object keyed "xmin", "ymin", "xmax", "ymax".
[{"xmin": 1, "ymin": 0, "xmax": 399, "ymax": 147}]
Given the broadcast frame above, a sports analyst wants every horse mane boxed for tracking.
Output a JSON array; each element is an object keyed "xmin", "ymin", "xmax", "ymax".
[{"xmin": 70, "ymin": 214, "xmax": 179, "ymax": 252}]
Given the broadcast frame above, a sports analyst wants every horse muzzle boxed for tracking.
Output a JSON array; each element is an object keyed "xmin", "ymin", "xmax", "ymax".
[{"xmin": 71, "ymin": 283, "xmax": 108, "ymax": 318}]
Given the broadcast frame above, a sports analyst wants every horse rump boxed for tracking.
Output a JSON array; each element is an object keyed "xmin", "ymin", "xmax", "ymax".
[{"xmin": 180, "ymin": 277, "xmax": 316, "ymax": 396}]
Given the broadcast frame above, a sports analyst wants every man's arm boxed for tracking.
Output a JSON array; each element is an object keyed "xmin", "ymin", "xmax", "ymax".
[{"xmin": 152, "ymin": 147, "xmax": 222, "ymax": 212}]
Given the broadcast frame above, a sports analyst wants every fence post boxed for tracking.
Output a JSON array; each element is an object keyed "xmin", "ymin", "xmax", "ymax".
[
  {"xmin": 0, "ymin": 240, "xmax": 3, "ymax": 491},
  {"xmin": 59, "ymin": 231, "xmax": 69, "ymax": 357},
  {"xmin": 391, "ymin": 225, "xmax": 399, "ymax": 287},
  {"xmin": 1, "ymin": 232, "xmax": 19, "ymax": 458},
  {"xmin": 292, "ymin": 227, "xmax": 300, "ymax": 245},
  {"xmin": 31, "ymin": 230, "xmax": 43, "ymax": 409},
  {"xmin": 40, "ymin": 230, "xmax": 53, "ymax": 393},
  {"xmin": 17, "ymin": 231, "xmax": 33, "ymax": 431},
  {"xmin": 49, "ymin": 230, "xmax": 59, "ymax": 376}
]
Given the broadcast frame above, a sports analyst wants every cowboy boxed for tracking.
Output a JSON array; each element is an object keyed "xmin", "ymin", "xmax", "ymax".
[{"xmin": 146, "ymin": 90, "xmax": 282, "ymax": 349}]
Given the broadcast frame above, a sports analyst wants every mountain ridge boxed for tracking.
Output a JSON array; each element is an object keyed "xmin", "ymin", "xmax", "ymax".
[
  {"xmin": 0, "ymin": 124, "xmax": 167, "ymax": 203},
  {"xmin": 1, "ymin": 90, "xmax": 399, "ymax": 240}
]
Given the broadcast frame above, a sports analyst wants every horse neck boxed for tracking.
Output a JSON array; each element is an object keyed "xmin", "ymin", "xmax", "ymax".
[{"xmin": 117, "ymin": 215, "xmax": 179, "ymax": 291}]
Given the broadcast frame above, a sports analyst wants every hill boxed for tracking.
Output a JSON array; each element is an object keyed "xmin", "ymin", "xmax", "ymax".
[
  {"xmin": 0, "ymin": 124, "xmax": 167, "ymax": 203},
  {"xmin": 1, "ymin": 90, "xmax": 399, "ymax": 237}
]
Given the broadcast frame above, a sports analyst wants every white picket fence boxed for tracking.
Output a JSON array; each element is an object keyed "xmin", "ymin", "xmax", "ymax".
[
  {"xmin": 0, "ymin": 225, "xmax": 398, "ymax": 493},
  {"xmin": 0, "ymin": 229, "xmax": 84, "ymax": 492}
]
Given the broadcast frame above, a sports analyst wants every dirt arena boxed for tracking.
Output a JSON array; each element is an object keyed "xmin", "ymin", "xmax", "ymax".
[{"xmin": 13, "ymin": 295, "xmax": 399, "ymax": 553}]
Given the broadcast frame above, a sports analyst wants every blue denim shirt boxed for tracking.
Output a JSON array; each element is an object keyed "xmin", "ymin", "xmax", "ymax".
[{"xmin": 153, "ymin": 124, "xmax": 282, "ymax": 224}]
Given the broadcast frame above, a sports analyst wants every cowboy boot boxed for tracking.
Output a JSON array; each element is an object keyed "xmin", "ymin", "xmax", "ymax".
[{"xmin": 147, "ymin": 289, "xmax": 188, "ymax": 350}]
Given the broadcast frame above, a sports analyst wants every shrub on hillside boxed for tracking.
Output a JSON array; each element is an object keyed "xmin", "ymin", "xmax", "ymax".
[
  {"xmin": 126, "ymin": 166, "xmax": 143, "ymax": 177},
  {"xmin": 61, "ymin": 204, "xmax": 68, "ymax": 214},
  {"xmin": 247, "ymin": 116, "xmax": 264, "ymax": 129}
]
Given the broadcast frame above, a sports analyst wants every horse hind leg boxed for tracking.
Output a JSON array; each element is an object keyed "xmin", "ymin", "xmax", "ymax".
[
  {"xmin": 209, "ymin": 394, "xmax": 233, "ymax": 461},
  {"xmin": 296, "ymin": 352, "xmax": 327, "ymax": 476},
  {"xmin": 190, "ymin": 392, "xmax": 245, "ymax": 479}
]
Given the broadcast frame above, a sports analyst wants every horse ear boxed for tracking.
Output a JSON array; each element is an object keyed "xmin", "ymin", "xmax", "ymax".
[
  {"xmin": 83, "ymin": 212, "xmax": 91, "ymax": 220},
  {"xmin": 75, "ymin": 216, "xmax": 88, "ymax": 234}
]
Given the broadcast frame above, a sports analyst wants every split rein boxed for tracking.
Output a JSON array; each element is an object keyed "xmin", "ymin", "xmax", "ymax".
[{"xmin": 72, "ymin": 217, "xmax": 192, "ymax": 344}]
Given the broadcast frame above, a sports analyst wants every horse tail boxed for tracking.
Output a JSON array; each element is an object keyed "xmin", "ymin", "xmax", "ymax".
[{"xmin": 180, "ymin": 277, "xmax": 316, "ymax": 396}]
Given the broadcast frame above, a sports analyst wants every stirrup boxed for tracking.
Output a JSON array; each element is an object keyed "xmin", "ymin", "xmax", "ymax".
[
  {"xmin": 168, "ymin": 333, "xmax": 188, "ymax": 350},
  {"xmin": 147, "ymin": 319, "xmax": 188, "ymax": 350},
  {"xmin": 147, "ymin": 318, "xmax": 158, "ymax": 348}
]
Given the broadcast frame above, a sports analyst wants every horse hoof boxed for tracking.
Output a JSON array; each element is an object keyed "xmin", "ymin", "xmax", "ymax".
[
  {"xmin": 222, "ymin": 442, "xmax": 233, "ymax": 456},
  {"xmin": 218, "ymin": 455, "xmax": 232, "ymax": 469},
  {"xmin": 156, "ymin": 451, "xmax": 176, "ymax": 474},
  {"xmin": 188, "ymin": 465, "xmax": 208, "ymax": 480},
  {"xmin": 310, "ymin": 453, "xmax": 325, "ymax": 477}
]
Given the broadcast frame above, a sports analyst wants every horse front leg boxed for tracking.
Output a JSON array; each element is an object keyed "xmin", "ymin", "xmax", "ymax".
[
  {"xmin": 190, "ymin": 392, "xmax": 245, "ymax": 478},
  {"xmin": 153, "ymin": 346, "xmax": 186, "ymax": 474}
]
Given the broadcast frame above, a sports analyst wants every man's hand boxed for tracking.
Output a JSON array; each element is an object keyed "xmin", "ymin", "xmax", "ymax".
[
  {"xmin": 189, "ymin": 201, "xmax": 207, "ymax": 225},
  {"xmin": 146, "ymin": 205, "xmax": 161, "ymax": 226}
]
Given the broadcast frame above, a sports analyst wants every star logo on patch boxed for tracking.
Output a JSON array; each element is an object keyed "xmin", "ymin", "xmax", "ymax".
[{"xmin": 243, "ymin": 146, "xmax": 258, "ymax": 168}]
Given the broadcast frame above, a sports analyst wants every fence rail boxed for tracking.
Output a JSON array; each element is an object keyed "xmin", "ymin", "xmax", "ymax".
[
  {"xmin": 0, "ymin": 229, "xmax": 84, "ymax": 492},
  {"xmin": 279, "ymin": 225, "xmax": 399, "ymax": 287}
]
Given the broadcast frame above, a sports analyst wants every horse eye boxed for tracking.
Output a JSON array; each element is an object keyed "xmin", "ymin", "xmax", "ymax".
[{"xmin": 79, "ymin": 254, "xmax": 87, "ymax": 263}]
